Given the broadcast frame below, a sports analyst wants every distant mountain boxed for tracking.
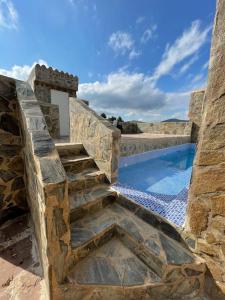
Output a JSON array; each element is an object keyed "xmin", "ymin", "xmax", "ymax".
[{"xmin": 161, "ymin": 118, "xmax": 188, "ymax": 123}]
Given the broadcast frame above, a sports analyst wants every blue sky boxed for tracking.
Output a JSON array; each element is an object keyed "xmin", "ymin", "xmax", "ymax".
[{"xmin": 0, "ymin": 0, "xmax": 215, "ymax": 121}]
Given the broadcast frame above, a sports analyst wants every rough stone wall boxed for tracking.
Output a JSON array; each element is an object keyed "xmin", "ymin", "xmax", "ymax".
[
  {"xmin": 120, "ymin": 135, "xmax": 191, "ymax": 156},
  {"xmin": 16, "ymin": 80, "xmax": 71, "ymax": 299},
  {"xmin": 0, "ymin": 75, "xmax": 26, "ymax": 214},
  {"xmin": 70, "ymin": 98, "xmax": 121, "ymax": 183},
  {"xmin": 40, "ymin": 102, "xmax": 60, "ymax": 138},
  {"xmin": 27, "ymin": 64, "xmax": 78, "ymax": 138},
  {"xmin": 130, "ymin": 121, "xmax": 192, "ymax": 135},
  {"xmin": 189, "ymin": 90, "xmax": 205, "ymax": 142},
  {"xmin": 186, "ymin": 0, "xmax": 225, "ymax": 294},
  {"xmin": 28, "ymin": 64, "xmax": 78, "ymax": 103}
]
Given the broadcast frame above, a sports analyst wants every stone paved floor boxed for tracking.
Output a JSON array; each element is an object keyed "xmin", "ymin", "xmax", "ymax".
[{"xmin": 0, "ymin": 214, "xmax": 44, "ymax": 300}]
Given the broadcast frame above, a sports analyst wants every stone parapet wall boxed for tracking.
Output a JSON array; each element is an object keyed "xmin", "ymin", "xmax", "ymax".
[
  {"xmin": 16, "ymin": 80, "xmax": 71, "ymax": 299},
  {"xmin": 186, "ymin": 0, "xmax": 225, "ymax": 296},
  {"xmin": 0, "ymin": 75, "xmax": 26, "ymax": 213},
  {"xmin": 40, "ymin": 102, "xmax": 59, "ymax": 138},
  {"xmin": 120, "ymin": 134, "xmax": 191, "ymax": 156},
  {"xmin": 189, "ymin": 90, "xmax": 205, "ymax": 143},
  {"xmin": 189, "ymin": 90, "xmax": 205, "ymax": 126},
  {"xmin": 28, "ymin": 64, "xmax": 78, "ymax": 103},
  {"xmin": 70, "ymin": 98, "xmax": 121, "ymax": 183},
  {"xmin": 121, "ymin": 121, "xmax": 192, "ymax": 136},
  {"xmin": 136, "ymin": 121, "xmax": 192, "ymax": 135}
]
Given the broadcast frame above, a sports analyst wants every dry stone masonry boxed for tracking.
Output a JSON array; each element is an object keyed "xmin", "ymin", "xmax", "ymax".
[
  {"xmin": 186, "ymin": 0, "xmax": 225, "ymax": 297},
  {"xmin": 0, "ymin": 75, "xmax": 26, "ymax": 214},
  {"xmin": 27, "ymin": 65, "xmax": 78, "ymax": 138},
  {"xmin": 70, "ymin": 98, "xmax": 121, "ymax": 183},
  {"xmin": 189, "ymin": 90, "xmax": 205, "ymax": 143}
]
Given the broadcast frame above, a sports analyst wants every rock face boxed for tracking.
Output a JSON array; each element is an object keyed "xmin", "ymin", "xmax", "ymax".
[
  {"xmin": 186, "ymin": 0, "xmax": 225, "ymax": 294},
  {"xmin": 70, "ymin": 98, "xmax": 121, "ymax": 183},
  {"xmin": 0, "ymin": 75, "xmax": 26, "ymax": 213},
  {"xmin": 189, "ymin": 90, "xmax": 205, "ymax": 142}
]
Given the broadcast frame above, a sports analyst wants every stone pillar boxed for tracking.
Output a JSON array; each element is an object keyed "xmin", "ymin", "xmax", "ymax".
[
  {"xmin": 186, "ymin": 0, "xmax": 225, "ymax": 293},
  {"xmin": 189, "ymin": 90, "xmax": 205, "ymax": 143}
]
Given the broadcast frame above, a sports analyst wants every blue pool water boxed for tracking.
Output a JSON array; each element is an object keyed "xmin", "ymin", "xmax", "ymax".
[
  {"xmin": 114, "ymin": 144, "xmax": 195, "ymax": 227},
  {"xmin": 119, "ymin": 145, "xmax": 195, "ymax": 196}
]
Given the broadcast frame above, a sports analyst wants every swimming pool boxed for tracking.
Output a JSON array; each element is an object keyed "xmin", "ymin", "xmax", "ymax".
[{"xmin": 114, "ymin": 144, "xmax": 195, "ymax": 227}]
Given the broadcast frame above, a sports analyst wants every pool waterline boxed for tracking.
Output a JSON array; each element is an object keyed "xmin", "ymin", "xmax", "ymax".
[{"xmin": 114, "ymin": 143, "xmax": 195, "ymax": 227}]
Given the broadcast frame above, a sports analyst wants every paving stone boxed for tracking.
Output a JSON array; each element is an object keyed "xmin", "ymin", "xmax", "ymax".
[{"xmin": 159, "ymin": 233, "xmax": 194, "ymax": 265}]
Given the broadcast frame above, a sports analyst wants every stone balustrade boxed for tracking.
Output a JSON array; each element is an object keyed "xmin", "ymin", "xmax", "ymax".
[
  {"xmin": 16, "ymin": 80, "xmax": 71, "ymax": 299},
  {"xmin": 69, "ymin": 98, "xmax": 121, "ymax": 183}
]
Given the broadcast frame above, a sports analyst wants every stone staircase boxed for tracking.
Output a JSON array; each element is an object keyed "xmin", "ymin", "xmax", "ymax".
[{"xmin": 56, "ymin": 142, "xmax": 206, "ymax": 300}]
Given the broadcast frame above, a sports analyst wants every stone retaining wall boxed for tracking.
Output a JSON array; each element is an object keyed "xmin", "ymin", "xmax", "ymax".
[
  {"xmin": 16, "ymin": 80, "xmax": 71, "ymax": 299},
  {"xmin": 70, "ymin": 98, "xmax": 121, "ymax": 183},
  {"xmin": 121, "ymin": 121, "xmax": 192, "ymax": 135},
  {"xmin": 186, "ymin": 0, "xmax": 225, "ymax": 296},
  {"xmin": 120, "ymin": 135, "xmax": 191, "ymax": 156},
  {"xmin": 0, "ymin": 75, "xmax": 26, "ymax": 214}
]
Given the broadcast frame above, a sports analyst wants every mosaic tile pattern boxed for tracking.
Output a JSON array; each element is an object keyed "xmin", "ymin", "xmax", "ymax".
[
  {"xmin": 114, "ymin": 144, "xmax": 195, "ymax": 226},
  {"xmin": 114, "ymin": 182, "xmax": 188, "ymax": 227}
]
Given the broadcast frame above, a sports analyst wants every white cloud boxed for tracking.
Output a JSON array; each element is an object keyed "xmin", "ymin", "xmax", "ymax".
[
  {"xmin": 0, "ymin": 0, "xmax": 18, "ymax": 29},
  {"xmin": 151, "ymin": 20, "xmax": 212, "ymax": 82},
  {"xmin": 78, "ymin": 70, "xmax": 190, "ymax": 122},
  {"xmin": 136, "ymin": 16, "xmax": 145, "ymax": 24},
  {"xmin": 0, "ymin": 59, "xmax": 48, "ymax": 80},
  {"xmin": 129, "ymin": 48, "xmax": 141, "ymax": 60},
  {"xmin": 179, "ymin": 54, "xmax": 199, "ymax": 75},
  {"xmin": 108, "ymin": 31, "xmax": 134, "ymax": 55},
  {"xmin": 202, "ymin": 61, "xmax": 209, "ymax": 70},
  {"xmin": 108, "ymin": 31, "xmax": 141, "ymax": 60},
  {"xmin": 140, "ymin": 25, "xmax": 157, "ymax": 44}
]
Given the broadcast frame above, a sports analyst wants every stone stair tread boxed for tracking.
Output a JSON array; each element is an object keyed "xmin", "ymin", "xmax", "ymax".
[
  {"xmin": 67, "ymin": 168, "xmax": 105, "ymax": 183},
  {"xmin": 71, "ymin": 202, "xmax": 195, "ymax": 266},
  {"xmin": 55, "ymin": 142, "xmax": 83, "ymax": 148},
  {"xmin": 70, "ymin": 185, "xmax": 116, "ymax": 211},
  {"xmin": 67, "ymin": 237, "xmax": 160, "ymax": 286},
  {"xmin": 61, "ymin": 155, "xmax": 92, "ymax": 165}
]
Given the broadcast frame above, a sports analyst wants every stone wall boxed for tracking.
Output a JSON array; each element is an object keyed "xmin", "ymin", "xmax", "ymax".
[
  {"xmin": 120, "ymin": 135, "xmax": 191, "ymax": 156},
  {"xmin": 27, "ymin": 64, "xmax": 79, "ymax": 138},
  {"xmin": 28, "ymin": 64, "xmax": 78, "ymax": 103},
  {"xmin": 186, "ymin": 0, "xmax": 225, "ymax": 295},
  {"xmin": 136, "ymin": 121, "xmax": 192, "ymax": 135},
  {"xmin": 121, "ymin": 121, "xmax": 192, "ymax": 135},
  {"xmin": 189, "ymin": 90, "xmax": 205, "ymax": 142},
  {"xmin": 0, "ymin": 75, "xmax": 26, "ymax": 215},
  {"xmin": 70, "ymin": 98, "xmax": 121, "ymax": 183},
  {"xmin": 16, "ymin": 80, "xmax": 71, "ymax": 299},
  {"xmin": 40, "ymin": 102, "xmax": 60, "ymax": 138}
]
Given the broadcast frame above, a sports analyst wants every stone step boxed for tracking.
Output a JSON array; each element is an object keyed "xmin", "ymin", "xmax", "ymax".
[
  {"xmin": 67, "ymin": 237, "xmax": 161, "ymax": 286},
  {"xmin": 55, "ymin": 142, "xmax": 85, "ymax": 157},
  {"xmin": 69, "ymin": 185, "xmax": 117, "ymax": 221},
  {"xmin": 70, "ymin": 203, "xmax": 203, "ymax": 275},
  {"xmin": 69, "ymin": 203, "xmax": 205, "ymax": 297},
  {"xmin": 62, "ymin": 155, "xmax": 96, "ymax": 173},
  {"xmin": 67, "ymin": 168, "xmax": 108, "ymax": 192}
]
